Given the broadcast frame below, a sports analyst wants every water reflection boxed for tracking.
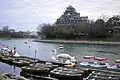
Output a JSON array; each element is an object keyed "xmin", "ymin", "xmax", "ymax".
[{"xmin": 0, "ymin": 62, "xmax": 21, "ymax": 75}]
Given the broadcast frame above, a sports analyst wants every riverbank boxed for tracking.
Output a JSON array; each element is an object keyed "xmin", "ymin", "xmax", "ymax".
[{"xmin": 33, "ymin": 39, "xmax": 120, "ymax": 46}]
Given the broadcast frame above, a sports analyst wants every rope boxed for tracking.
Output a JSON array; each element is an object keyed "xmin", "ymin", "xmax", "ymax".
[{"xmin": 0, "ymin": 42, "xmax": 9, "ymax": 49}]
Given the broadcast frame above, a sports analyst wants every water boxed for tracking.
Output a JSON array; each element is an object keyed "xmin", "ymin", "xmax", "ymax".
[
  {"xmin": 0, "ymin": 62, "xmax": 21, "ymax": 75},
  {"xmin": 0, "ymin": 39, "xmax": 120, "ymax": 74}
]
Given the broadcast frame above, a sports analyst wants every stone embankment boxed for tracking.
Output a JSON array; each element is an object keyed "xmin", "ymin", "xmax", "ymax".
[{"xmin": 34, "ymin": 39, "xmax": 120, "ymax": 46}]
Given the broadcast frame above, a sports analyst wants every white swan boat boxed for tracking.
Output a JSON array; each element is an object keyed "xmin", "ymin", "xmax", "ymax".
[{"xmin": 51, "ymin": 49, "xmax": 76, "ymax": 65}]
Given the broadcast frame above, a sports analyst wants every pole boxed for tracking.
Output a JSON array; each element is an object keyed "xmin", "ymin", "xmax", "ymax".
[
  {"xmin": 35, "ymin": 50, "xmax": 37, "ymax": 59},
  {"xmin": 28, "ymin": 45, "xmax": 30, "ymax": 57}
]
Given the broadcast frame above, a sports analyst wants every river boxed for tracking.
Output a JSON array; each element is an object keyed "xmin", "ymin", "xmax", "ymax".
[{"xmin": 0, "ymin": 39, "xmax": 120, "ymax": 75}]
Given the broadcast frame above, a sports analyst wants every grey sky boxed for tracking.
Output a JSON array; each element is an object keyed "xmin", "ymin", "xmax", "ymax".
[{"xmin": 0, "ymin": 0, "xmax": 120, "ymax": 31}]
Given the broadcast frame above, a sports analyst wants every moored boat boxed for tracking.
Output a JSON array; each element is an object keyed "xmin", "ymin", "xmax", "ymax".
[
  {"xmin": 0, "ymin": 56, "xmax": 15, "ymax": 64},
  {"xmin": 0, "ymin": 47, "xmax": 21, "ymax": 57},
  {"xmin": 12, "ymin": 58, "xmax": 35, "ymax": 67},
  {"xmin": 21, "ymin": 66, "xmax": 49, "ymax": 76},
  {"xmin": 80, "ymin": 56, "xmax": 95, "ymax": 66},
  {"xmin": 90, "ymin": 57, "xmax": 109, "ymax": 68},
  {"xmin": 86, "ymin": 70, "xmax": 120, "ymax": 80},
  {"xmin": 50, "ymin": 67, "xmax": 88, "ymax": 80},
  {"xmin": 78, "ymin": 56, "xmax": 109, "ymax": 68},
  {"xmin": 0, "ymin": 72, "xmax": 27, "ymax": 80},
  {"xmin": 12, "ymin": 60, "xmax": 31, "ymax": 67},
  {"xmin": 76, "ymin": 56, "xmax": 120, "ymax": 72},
  {"xmin": 106, "ymin": 59, "xmax": 120, "ymax": 71},
  {"xmin": 21, "ymin": 63, "xmax": 58, "ymax": 76},
  {"xmin": 115, "ymin": 59, "xmax": 120, "ymax": 68},
  {"xmin": 20, "ymin": 71, "xmax": 58, "ymax": 80}
]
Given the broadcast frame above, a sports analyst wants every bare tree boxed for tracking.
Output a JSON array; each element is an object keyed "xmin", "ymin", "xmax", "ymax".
[{"xmin": 98, "ymin": 14, "xmax": 108, "ymax": 22}]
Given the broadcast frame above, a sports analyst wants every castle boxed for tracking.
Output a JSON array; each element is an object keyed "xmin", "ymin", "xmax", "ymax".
[{"xmin": 56, "ymin": 5, "xmax": 88, "ymax": 24}]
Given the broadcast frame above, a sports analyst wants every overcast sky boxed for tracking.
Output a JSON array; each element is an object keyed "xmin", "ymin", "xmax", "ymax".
[{"xmin": 0, "ymin": 0, "xmax": 120, "ymax": 31}]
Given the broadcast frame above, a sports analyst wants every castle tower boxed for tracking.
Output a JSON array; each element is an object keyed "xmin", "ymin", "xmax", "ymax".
[{"xmin": 56, "ymin": 5, "xmax": 88, "ymax": 24}]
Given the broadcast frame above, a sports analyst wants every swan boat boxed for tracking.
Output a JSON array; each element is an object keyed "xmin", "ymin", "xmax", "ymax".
[
  {"xmin": 51, "ymin": 49, "xmax": 77, "ymax": 66},
  {"xmin": 76, "ymin": 56, "xmax": 120, "ymax": 72}
]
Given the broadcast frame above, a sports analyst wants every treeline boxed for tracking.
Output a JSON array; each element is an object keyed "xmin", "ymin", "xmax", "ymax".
[
  {"xmin": 37, "ymin": 15, "xmax": 120, "ymax": 40},
  {"xmin": 0, "ymin": 26, "xmax": 37, "ymax": 38}
]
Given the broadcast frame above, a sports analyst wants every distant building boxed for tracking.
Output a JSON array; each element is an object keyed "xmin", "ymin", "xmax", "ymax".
[
  {"xmin": 22, "ymin": 31, "xmax": 38, "ymax": 38},
  {"xmin": 56, "ymin": 5, "xmax": 88, "ymax": 24},
  {"xmin": 22, "ymin": 31, "xmax": 31, "ymax": 37},
  {"xmin": 9, "ymin": 29, "xmax": 15, "ymax": 33},
  {"xmin": 29, "ymin": 31, "xmax": 38, "ymax": 38},
  {"xmin": 112, "ymin": 26, "xmax": 120, "ymax": 33}
]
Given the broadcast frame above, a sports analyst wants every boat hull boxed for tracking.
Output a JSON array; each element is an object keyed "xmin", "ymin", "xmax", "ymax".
[{"xmin": 75, "ymin": 63, "xmax": 120, "ymax": 72}]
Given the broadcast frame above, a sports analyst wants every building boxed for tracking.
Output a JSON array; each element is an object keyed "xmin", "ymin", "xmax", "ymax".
[
  {"xmin": 21, "ymin": 31, "xmax": 38, "ymax": 38},
  {"xmin": 112, "ymin": 26, "xmax": 120, "ymax": 33},
  {"xmin": 56, "ymin": 5, "xmax": 88, "ymax": 24},
  {"xmin": 29, "ymin": 31, "xmax": 38, "ymax": 38}
]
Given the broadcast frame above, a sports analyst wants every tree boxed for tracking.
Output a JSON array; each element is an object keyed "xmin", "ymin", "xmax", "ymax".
[
  {"xmin": 107, "ymin": 15, "xmax": 120, "ymax": 27},
  {"xmin": 87, "ymin": 20, "xmax": 95, "ymax": 37},
  {"xmin": 93, "ymin": 19, "xmax": 107, "ymax": 37},
  {"xmin": 1, "ymin": 26, "xmax": 10, "ymax": 37},
  {"xmin": 37, "ymin": 23, "xmax": 53, "ymax": 39},
  {"xmin": 2, "ymin": 26, "xmax": 9, "ymax": 32},
  {"xmin": 98, "ymin": 14, "xmax": 108, "ymax": 22}
]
